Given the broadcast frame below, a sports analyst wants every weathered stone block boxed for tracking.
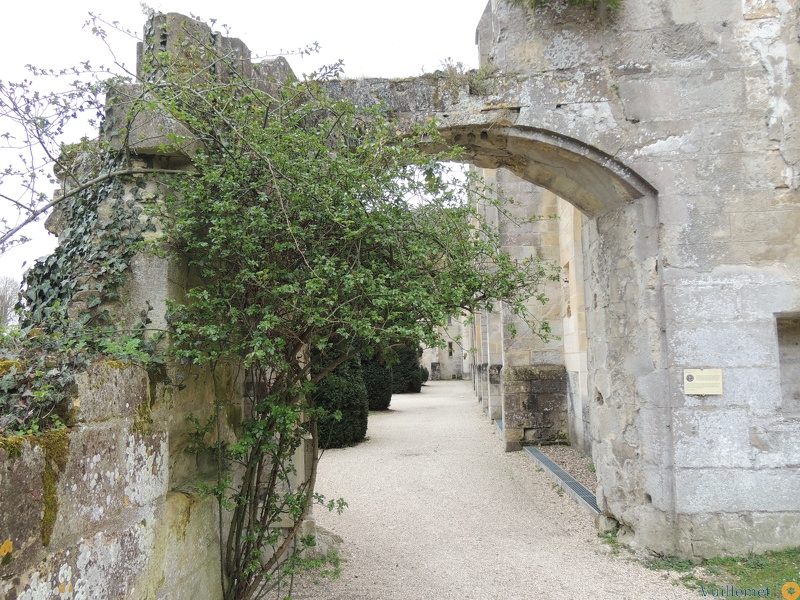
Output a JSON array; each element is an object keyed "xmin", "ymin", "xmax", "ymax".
[
  {"xmin": 124, "ymin": 432, "xmax": 169, "ymax": 508},
  {"xmin": 144, "ymin": 493, "xmax": 221, "ymax": 599},
  {"xmin": 675, "ymin": 467, "xmax": 800, "ymax": 514},
  {"xmin": 672, "ymin": 407, "xmax": 751, "ymax": 469},
  {"xmin": 504, "ymin": 365, "xmax": 565, "ymax": 382},
  {"xmin": 667, "ymin": 321, "xmax": 777, "ymax": 368},
  {"xmin": 749, "ymin": 421, "xmax": 800, "ymax": 468},
  {"xmin": 73, "ymin": 363, "xmax": 149, "ymax": 423},
  {"xmin": 676, "ymin": 512, "xmax": 758, "ymax": 558},
  {"xmin": 60, "ymin": 423, "xmax": 128, "ymax": 530},
  {"xmin": 0, "ymin": 439, "xmax": 46, "ymax": 578},
  {"xmin": 104, "ymin": 85, "xmax": 202, "ymax": 158}
]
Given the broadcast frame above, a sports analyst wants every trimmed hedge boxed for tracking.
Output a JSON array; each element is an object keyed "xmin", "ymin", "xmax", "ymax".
[
  {"xmin": 390, "ymin": 343, "xmax": 424, "ymax": 394},
  {"xmin": 361, "ymin": 356, "xmax": 393, "ymax": 411},
  {"xmin": 314, "ymin": 356, "xmax": 369, "ymax": 449},
  {"xmin": 420, "ymin": 365, "xmax": 429, "ymax": 384}
]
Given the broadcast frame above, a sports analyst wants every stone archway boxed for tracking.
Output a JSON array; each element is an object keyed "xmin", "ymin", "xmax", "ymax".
[
  {"xmin": 326, "ymin": 72, "xmax": 671, "ymax": 552},
  {"xmin": 443, "ymin": 123, "xmax": 668, "ymax": 553}
]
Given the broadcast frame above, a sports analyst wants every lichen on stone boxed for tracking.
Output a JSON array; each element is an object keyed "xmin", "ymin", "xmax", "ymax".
[{"xmin": 0, "ymin": 539, "xmax": 13, "ymax": 566}]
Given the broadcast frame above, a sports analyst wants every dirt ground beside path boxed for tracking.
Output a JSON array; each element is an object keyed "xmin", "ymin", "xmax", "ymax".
[{"xmin": 290, "ymin": 380, "xmax": 698, "ymax": 600}]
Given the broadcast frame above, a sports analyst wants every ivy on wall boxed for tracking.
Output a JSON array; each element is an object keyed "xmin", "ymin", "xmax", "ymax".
[{"xmin": 0, "ymin": 150, "xmax": 161, "ymax": 435}]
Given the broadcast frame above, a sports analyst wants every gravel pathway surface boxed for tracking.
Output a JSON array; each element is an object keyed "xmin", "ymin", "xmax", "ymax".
[
  {"xmin": 291, "ymin": 380, "xmax": 697, "ymax": 600},
  {"xmin": 537, "ymin": 443, "xmax": 598, "ymax": 493}
]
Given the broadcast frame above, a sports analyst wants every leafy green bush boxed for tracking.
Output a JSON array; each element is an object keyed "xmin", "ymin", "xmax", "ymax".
[
  {"xmin": 314, "ymin": 357, "xmax": 369, "ymax": 449},
  {"xmin": 361, "ymin": 356, "xmax": 393, "ymax": 411}
]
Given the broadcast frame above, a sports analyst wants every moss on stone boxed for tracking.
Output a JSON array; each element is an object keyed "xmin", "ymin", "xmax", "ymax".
[
  {"xmin": 100, "ymin": 359, "xmax": 127, "ymax": 369},
  {"xmin": 0, "ymin": 360, "xmax": 22, "ymax": 377},
  {"xmin": 0, "ymin": 436, "xmax": 25, "ymax": 459},
  {"xmin": 171, "ymin": 493, "xmax": 195, "ymax": 541},
  {"xmin": 131, "ymin": 398, "xmax": 154, "ymax": 436},
  {"xmin": 0, "ymin": 425, "xmax": 71, "ymax": 548},
  {"xmin": 226, "ymin": 402, "xmax": 242, "ymax": 429},
  {"xmin": 36, "ymin": 429, "xmax": 70, "ymax": 547}
]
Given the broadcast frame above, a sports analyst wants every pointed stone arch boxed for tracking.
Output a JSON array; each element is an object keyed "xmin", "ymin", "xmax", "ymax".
[{"xmin": 435, "ymin": 123, "xmax": 655, "ymax": 217}]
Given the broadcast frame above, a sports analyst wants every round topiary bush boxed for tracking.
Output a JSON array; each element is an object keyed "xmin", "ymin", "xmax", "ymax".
[
  {"xmin": 314, "ymin": 360, "xmax": 369, "ymax": 449},
  {"xmin": 361, "ymin": 356, "xmax": 393, "ymax": 411}
]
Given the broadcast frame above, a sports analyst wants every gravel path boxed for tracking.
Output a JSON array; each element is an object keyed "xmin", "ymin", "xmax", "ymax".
[
  {"xmin": 537, "ymin": 443, "xmax": 598, "ymax": 493},
  {"xmin": 291, "ymin": 380, "xmax": 697, "ymax": 599}
]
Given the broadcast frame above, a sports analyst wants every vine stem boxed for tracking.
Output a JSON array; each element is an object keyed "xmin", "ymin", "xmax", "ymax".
[{"xmin": 211, "ymin": 360, "xmax": 226, "ymax": 599}]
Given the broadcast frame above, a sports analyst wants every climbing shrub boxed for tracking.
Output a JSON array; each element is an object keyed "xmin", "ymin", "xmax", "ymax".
[{"xmin": 361, "ymin": 355, "xmax": 393, "ymax": 411}]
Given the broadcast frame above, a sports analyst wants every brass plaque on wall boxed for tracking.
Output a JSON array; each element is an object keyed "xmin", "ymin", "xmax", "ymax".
[{"xmin": 683, "ymin": 369, "xmax": 723, "ymax": 395}]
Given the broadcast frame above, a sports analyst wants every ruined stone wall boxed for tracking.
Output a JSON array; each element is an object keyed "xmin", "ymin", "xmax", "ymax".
[
  {"xmin": 474, "ymin": 0, "xmax": 800, "ymax": 557},
  {"xmin": 4, "ymin": 5, "xmax": 800, "ymax": 590},
  {"xmin": 489, "ymin": 172, "xmax": 569, "ymax": 449},
  {"xmin": 557, "ymin": 198, "xmax": 591, "ymax": 453},
  {"xmin": 0, "ymin": 363, "xmax": 227, "ymax": 599}
]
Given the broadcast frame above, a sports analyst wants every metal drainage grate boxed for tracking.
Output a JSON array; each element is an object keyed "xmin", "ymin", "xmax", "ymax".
[{"xmin": 523, "ymin": 445, "xmax": 599, "ymax": 515}]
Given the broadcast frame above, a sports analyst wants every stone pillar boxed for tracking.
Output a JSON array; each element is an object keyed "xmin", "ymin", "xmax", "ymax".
[
  {"xmin": 501, "ymin": 365, "xmax": 568, "ymax": 451},
  {"xmin": 557, "ymin": 198, "xmax": 592, "ymax": 454}
]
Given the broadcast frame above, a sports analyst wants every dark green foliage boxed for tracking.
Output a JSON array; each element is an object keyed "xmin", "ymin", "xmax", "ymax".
[
  {"xmin": 361, "ymin": 356, "xmax": 393, "ymax": 411},
  {"xmin": 391, "ymin": 343, "xmax": 423, "ymax": 394},
  {"xmin": 315, "ymin": 357, "xmax": 369, "ymax": 449},
  {"xmin": 420, "ymin": 365, "xmax": 429, "ymax": 384},
  {"xmin": 0, "ymin": 332, "xmax": 78, "ymax": 434},
  {"xmin": 20, "ymin": 157, "xmax": 149, "ymax": 328}
]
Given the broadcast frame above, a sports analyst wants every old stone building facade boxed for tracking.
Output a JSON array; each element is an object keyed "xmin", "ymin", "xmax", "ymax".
[
  {"xmin": 459, "ymin": 0, "xmax": 800, "ymax": 558},
  {"xmin": 412, "ymin": 0, "xmax": 799, "ymax": 559}
]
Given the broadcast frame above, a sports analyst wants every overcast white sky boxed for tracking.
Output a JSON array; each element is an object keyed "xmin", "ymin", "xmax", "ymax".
[{"xmin": 0, "ymin": 0, "xmax": 490, "ymax": 282}]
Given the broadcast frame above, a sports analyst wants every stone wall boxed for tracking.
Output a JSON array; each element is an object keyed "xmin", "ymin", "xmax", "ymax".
[
  {"xmin": 421, "ymin": 319, "xmax": 466, "ymax": 380},
  {"xmin": 469, "ymin": 0, "xmax": 800, "ymax": 557},
  {"xmin": 0, "ymin": 363, "xmax": 226, "ymax": 599},
  {"xmin": 329, "ymin": 0, "xmax": 800, "ymax": 556}
]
